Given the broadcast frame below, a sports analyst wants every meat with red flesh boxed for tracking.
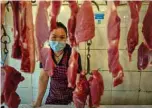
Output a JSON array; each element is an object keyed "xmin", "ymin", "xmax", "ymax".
[
  {"xmin": 127, "ymin": 1, "xmax": 142, "ymax": 61},
  {"xmin": 136, "ymin": 1, "xmax": 142, "ymax": 11},
  {"xmin": 75, "ymin": 1, "xmax": 95, "ymax": 44},
  {"xmin": 150, "ymin": 51, "xmax": 152, "ymax": 65},
  {"xmin": 7, "ymin": 92, "xmax": 20, "ymax": 108},
  {"xmin": 67, "ymin": 1, "xmax": 79, "ymax": 47},
  {"xmin": 1, "ymin": 65, "xmax": 24, "ymax": 108},
  {"xmin": 19, "ymin": 1, "xmax": 35, "ymax": 73},
  {"xmin": 50, "ymin": 1, "xmax": 61, "ymax": 32},
  {"xmin": 1, "ymin": 2, "xmax": 5, "ymax": 27},
  {"xmin": 73, "ymin": 71, "xmax": 89, "ymax": 108},
  {"xmin": 114, "ymin": 1, "xmax": 120, "ymax": 6},
  {"xmin": 67, "ymin": 48, "xmax": 79, "ymax": 88},
  {"xmin": 1, "ymin": 68, "xmax": 5, "ymax": 104},
  {"xmin": 10, "ymin": 1, "xmax": 22, "ymax": 59},
  {"xmin": 138, "ymin": 42, "xmax": 150, "ymax": 70},
  {"xmin": 88, "ymin": 70, "xmax": 104, "ymax": 108},
  {"xmin": 35, "ymin": 1, "xmax": 50, "ymax": 61},
  {"xmin": 107, "ymin": 2, "xmax": 124, "ymax": 87},
  {"xmin": 40, "ymin": 48, "xmax": 56, "ymax": 76},
  {"xmin": 142, "ymin": 1, "xmax": 152, "ymax": 49}
]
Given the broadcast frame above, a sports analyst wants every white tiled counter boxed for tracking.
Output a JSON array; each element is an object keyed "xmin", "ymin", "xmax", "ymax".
[{"xmin": 18, "ymin": 104, "xmax": 152, "ymax": 108}]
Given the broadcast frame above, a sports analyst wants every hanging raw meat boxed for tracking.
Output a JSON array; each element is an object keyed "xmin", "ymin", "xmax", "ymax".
[
  {"xmin": 1, "ymin": 68, "xmax": 6, "ymax": 96},
  {"xmin": 88, "ymin": 70, "xmax": 104, "ymax": 108},
  {"xmin": 107, "ymin": 1, "xmax": 124, "ymax": 87},
  {"xmin": 114, "ymin": 1, "xmax": 120, "ymax": 6},
  {"xmin": 142, "ymin": 1, "xmax": 152, "ymax": 49},
  {"xmin": 73, "ymin": 71, "xmax": 89, "ymax": 108},
  {"xmin": 75, "ymin": 1, "xmax": 95, "ymax": 44},
  {"xmin": 1, "ymin": 2, "xmax": 5, "ymax": 27},
  {"xmin": 50, "ymin": 1, "xmax": 61, "ymax": 31},
  {"xmin": 127, "ymin": 1, "xmax": 142, "ymax": 61},
  {"xmin": 19, "ymin": 1, "xmax": 35, "ymax": 73},
  {"xmin": 67, "ymin": 0, "xmax": 79, "ymax": 47},
  {"xmin": 138, "ymin": 42, "xmax": 150, "ymax": 70},
  {"xmin": 10, "ymin": 1, "xmax": 22, "ymax": 59},
  {"xmin": 35, "ymin": 1, "xmax": 50, "ymax": 61},
  {"xmin": 1, "ymin": 65, "xmax": 24, "ymax": 108},
  {"xmin": 136, "ymin": 1, "xmax": 142, "ymax": 11},
  {"xmin": 40, "ymin": 48, "xmax": 56, "ymax": 76},
  {"xmin": 67, "ymin": 48, "xmax": 79, "ymax": 88},
  {"xmin": 0, "ymin": 2, "xmax": 5, "ymax": 39}
]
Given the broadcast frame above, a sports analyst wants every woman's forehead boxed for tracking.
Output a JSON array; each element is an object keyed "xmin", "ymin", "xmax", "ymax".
[{"xmin": 51, "ymin": 28, "xmax": 66, "ymax": 36}]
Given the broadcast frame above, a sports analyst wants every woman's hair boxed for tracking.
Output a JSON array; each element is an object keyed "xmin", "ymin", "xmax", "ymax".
[{"xmin": 56, "ymin": 22, "xmax": 68, "ymax": 37}]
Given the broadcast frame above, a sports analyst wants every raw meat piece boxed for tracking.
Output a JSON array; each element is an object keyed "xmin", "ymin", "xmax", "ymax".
[
  {"xmin": 1, "ymin": 68, "xmax": 5, "ymax": 101},
  {"xmin": 19, "ymin": 1, "xmax": 35, "ymax": 73},
  {"xmin": 127, "ymin": 1, "xmax": 142, "ymax": 61},
  {"xmin": 67, "ymin": 0, "xmax": 79, "ymax": 46},
  {"xmin": 67, "ymin": 48, "xmax": 79, "ymax": 88},
  {"xmin": 142, "ymin": 1, "xmax": 152, "ymax": 49},
  {"xmin": 88, "ymin": 70, "xmax": 104, "ymax": 108},
  {"xmin": 1, "ymin": 65, "xmax": 24, "ymax": 108},
  {"xmin": 107, "ymin": 2, "xmax": 124, "ymax": 87},
  {"xmin": 114, "ymin": 1, "xmax": 120, "ymax": 6},
  {"xmin": 50, "ymin": 1, "xmax": 61, "ymax": 31},
  {"xmin": 10, "ymin": 1, "xmax": 35, "ymax": 73},
  {"xmin": 73, "ymin": 71, "xmax": 89, "ymax": 108},
  {"xmin": 7, "ymin": 92, "xmax": 20, "ymax": 108},
  {"xmin": 35, "ymin": 1, "xmax": 50, "ymax": 61},
  {"xmin": 0, "ymin": 2, "xmax": 5, "ymax": 39},
  {"xmin": 138, "ymin": 42, "xmax": 150, "ymax": 70},
  {"xmin": 10, "ymin": 1, "xmax": 22, "ymax": 59},
  {"xmin": 136, "ymin": 1, "xmax": 142, "ymax": 11},
  {"xmin": 40, "ymin": 48, "xmax": 56, "ymax": 76},
  {"xmin": 75, "ymin": 1, "xmax": 95, "ymax": 44},
  {"xmin": 1, "ymin": 2, "xmax": 5, "ymax": 27}
]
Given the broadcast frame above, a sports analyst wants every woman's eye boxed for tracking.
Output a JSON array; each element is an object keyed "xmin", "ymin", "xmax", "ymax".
[{"xmin": 60, "ymin": 37, "xmax": 65, "ymax": 39}]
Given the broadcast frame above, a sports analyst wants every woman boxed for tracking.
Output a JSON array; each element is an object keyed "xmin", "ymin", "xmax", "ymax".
[{"xmin": 33, "ymin": 22, "xmax": 82, "ymax": 107}]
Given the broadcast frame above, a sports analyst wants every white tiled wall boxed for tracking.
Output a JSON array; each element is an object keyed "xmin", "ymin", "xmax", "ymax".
[
  {"xmin": 112, "ymin": 72, "xmax": 140, "ymax": 91},
  {"xmin": 111, "ymin": 91, "xmax": 139, "ymax": 105},
  {"xmin": 139, "ymin": 91, "xmax": 152, "ymax": 105},
  {"xmin": 1, "ymin": 2, "xmax": 152, "ymax": 105}
]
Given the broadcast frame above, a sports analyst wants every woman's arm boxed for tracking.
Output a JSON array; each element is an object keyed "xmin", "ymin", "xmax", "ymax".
[{"xmin": 33, "ymin": 69, "xmax": 49, "ymax": 107}]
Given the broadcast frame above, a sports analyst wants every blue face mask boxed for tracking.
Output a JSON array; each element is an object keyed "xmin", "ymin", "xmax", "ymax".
[{"xmin": 49, "ymin": 41, "xmax": 66, "ymax": 52}]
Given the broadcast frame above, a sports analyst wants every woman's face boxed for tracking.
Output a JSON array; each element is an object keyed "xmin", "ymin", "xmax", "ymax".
[{"xmin": 49, "ymin": 28, "xmax": 67, "ymax": 42}]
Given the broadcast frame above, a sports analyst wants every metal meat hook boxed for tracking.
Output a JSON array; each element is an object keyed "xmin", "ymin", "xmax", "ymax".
[
  {"xmin": 91, "ymin": 1, "xmax": 100, "ymax": 11},
  {"xmin": 31, "ymin": 0, "xmax": 36, "ymax": 3}
]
